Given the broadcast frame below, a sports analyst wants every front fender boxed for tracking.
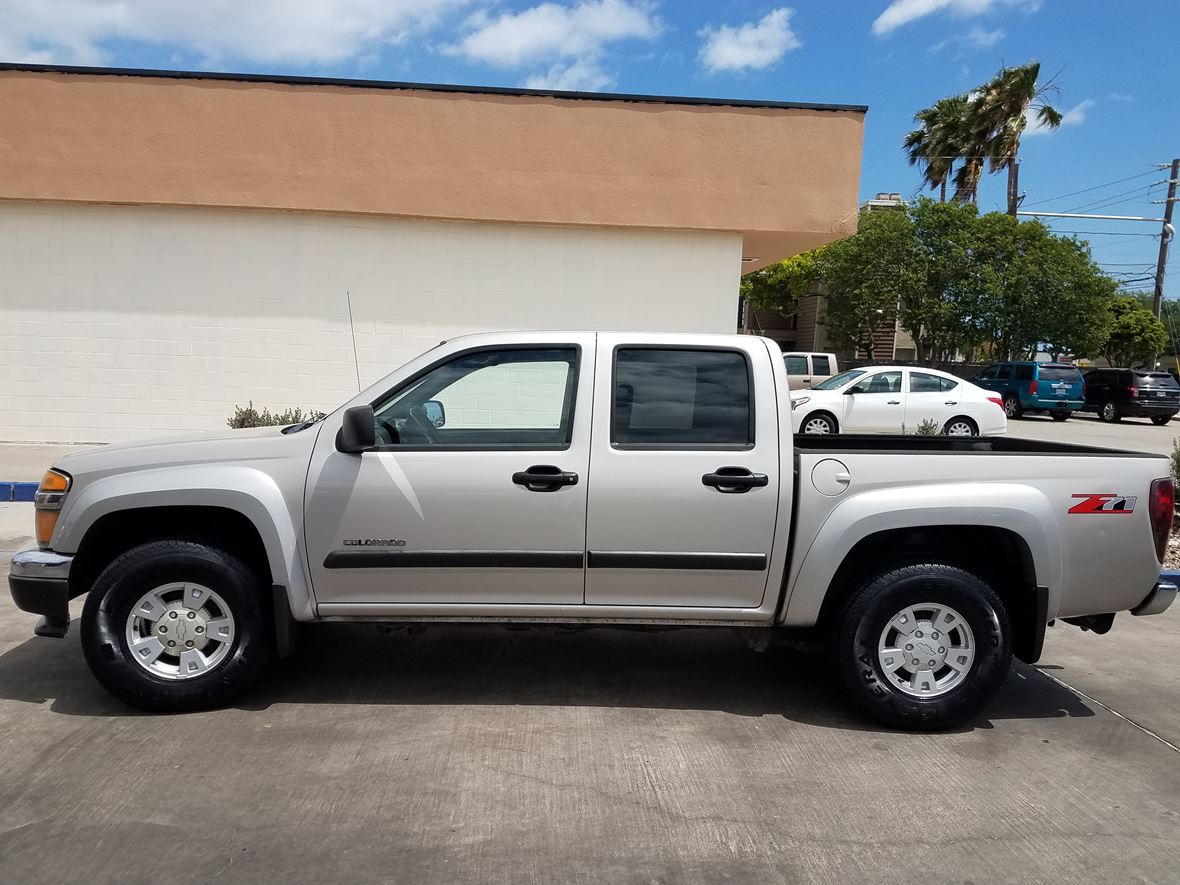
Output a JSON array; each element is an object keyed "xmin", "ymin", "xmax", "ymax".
[
  {"xmin": 52, "ymin": 465, "xmax": 315, "ymax": 621},
  {"xmin": 781, "ymin": 482, "xmax": 1060, "ymax": 626}
]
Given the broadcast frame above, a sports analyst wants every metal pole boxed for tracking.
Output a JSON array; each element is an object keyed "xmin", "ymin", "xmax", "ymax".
[
  {"xmin": 1007, "ymin": 160, "xmax": 1020, "ymax": 217},
  {"xmin": 1152, "ymin": 158, "xmax": 1179, "ymax": 319}
]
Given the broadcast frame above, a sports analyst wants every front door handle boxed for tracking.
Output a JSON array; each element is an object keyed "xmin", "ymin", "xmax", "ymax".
[
  {"xmin": 887, "ymin": 400, "xmax": 901, "ymax": 405},
  {"xmin": 512, "ymin": 465, "xmax": 579, "ymax": 492},
  {"xmin": 944, "ymin": 400, "xmax": 958, "ymax": 405},
  {"xmin": 702, "ymin": 466, "xmax": 769, "ymax": 494}
]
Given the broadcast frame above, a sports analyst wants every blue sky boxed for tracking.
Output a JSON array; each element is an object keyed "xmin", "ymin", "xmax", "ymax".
[{"xmin": 2, "ymin": 0, "xmax": 1176, "ymax": 292}]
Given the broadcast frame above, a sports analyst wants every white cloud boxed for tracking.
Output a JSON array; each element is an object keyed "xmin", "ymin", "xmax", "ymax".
[
  {"xmin": 873, "ymin": 0, "xmax": 1040, "ymax": 36},
  {"xmin": 698, "ymin": 8, "xmax": 800, "ymax": 75},
  {"xmin": 1024, "ymin": 98, "xmax": 1095, "ymax": 137},
  {"xmin": 0, "ymin": 0, "xmax": 473, "ymax": 66},
  {"xmin": 524, "ymin": 59, "xmax": 614, "ymax": 91},
  {"xmin": 1106, "ymin": 91, "xmax": 1135, "ymax": 103},
  {"xmin": 447, "ymin": 0, "xmax": 659, "ymax": 68},
  {"xmin": 929, "ymin": 25, "xmax": 1004, "ymax": 55}
]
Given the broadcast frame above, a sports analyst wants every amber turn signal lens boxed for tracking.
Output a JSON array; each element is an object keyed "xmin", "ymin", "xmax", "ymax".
[
  {"xmin": 35, "ymin": 509, "xmax": 60, "ymax": 547},
  {"xmin": 39, "ymin": 470, "xmax": 70, "ymax": 493}
]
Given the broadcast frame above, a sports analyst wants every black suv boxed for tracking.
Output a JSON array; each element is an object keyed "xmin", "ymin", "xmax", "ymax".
[{"xmin": 1081, "ymin": 368, "xmax": 1180, "ymax": 425}]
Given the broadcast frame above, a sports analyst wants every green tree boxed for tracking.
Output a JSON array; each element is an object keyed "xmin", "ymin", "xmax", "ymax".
[
  {"xmin": 1102, "ymin": 298, "xmax": 1168, "ymax": 367},
  {"xmin": 817, "ymin": 210, "xmax": 924, "ymax": 360},
  {"xmin": 904, "ymin": 94, "xmax": 970, "ymax": 203},
  {"xmin": 969, "ymin": 61, "xmax": 1063, "ymax": 209},
  {"xmin": 904, "ymin": 198, "xmax": 982, "ymax": 361},
  {"xmin": 904, "ymin": 61, "xmax": 1062, "ymax": 205},
  {"xmin": 739, "ymin": 250, "xmax": 821, "ymax": 319}
]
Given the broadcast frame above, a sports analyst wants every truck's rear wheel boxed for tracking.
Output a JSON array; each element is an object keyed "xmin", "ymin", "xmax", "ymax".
[
  {"xmin": 81, "ymin": 540, "xmax": 273, "ymax": 712},
  {"xmin": 835, "ymin": 564, "xmax": 1011, "ymax": 730}
]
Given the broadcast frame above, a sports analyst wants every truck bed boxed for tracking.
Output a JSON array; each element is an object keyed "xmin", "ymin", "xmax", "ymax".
[{"xmin": 793, "ymin": 433, "xmax": 1159, "ymax": 458}]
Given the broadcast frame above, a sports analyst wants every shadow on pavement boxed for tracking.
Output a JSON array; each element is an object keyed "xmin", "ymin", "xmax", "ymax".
[{"xmin": 0, "ymin": 622, "xmax": 1094, "ymax": 732}]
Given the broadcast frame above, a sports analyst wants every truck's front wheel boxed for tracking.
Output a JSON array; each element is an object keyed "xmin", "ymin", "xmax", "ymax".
[
  {"xmin": 81, "ymin": 540, "xmax": 274, "ymax": 712},
  {"xmin": 835, "ymin": 564, "xmax": 1011, "ymax": 730}
]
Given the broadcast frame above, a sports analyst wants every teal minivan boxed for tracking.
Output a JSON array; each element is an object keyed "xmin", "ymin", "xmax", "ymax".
[{"xmin": 971, "ymin": 361, "xmax": 1086, "ymax": 421}]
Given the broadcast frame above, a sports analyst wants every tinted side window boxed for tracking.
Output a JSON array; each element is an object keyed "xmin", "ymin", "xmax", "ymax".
[
  {"xmin": 940, "ymin": 377, "xmax": 959, "ymax": 392},
  {"xmin": 909, "ymin": 372, "xmax": 943, "ymax": 393},
  {"xmin": 996, "ymin": 365, "xmax": 1012, "ymax": 381},
  {"xmin": 1014, "ymin": 365, "xmax": 1034, "ymax": 381},
  {"xmin": 784, "ymin": 355, "xmax": 808, "ymax": 375},
  {"xmin": 811, "ymin": 355, "xmax": 832, "ymax": 375},
  {"xmin": 614, "ymin": 349, "xmax": 751, "ymax": 447},
  {"xmin": 855, "ymin": 371, "xmax": 903, "ymax": 394}
]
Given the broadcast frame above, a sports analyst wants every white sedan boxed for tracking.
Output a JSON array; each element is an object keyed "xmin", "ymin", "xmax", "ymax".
[{"xmin": 790, "ymin": 366, "xmax": 1007, "ymax": 436}]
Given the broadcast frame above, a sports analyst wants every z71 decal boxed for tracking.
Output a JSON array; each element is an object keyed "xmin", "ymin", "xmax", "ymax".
[{"xmin": 1068, "ymin": 494, "xmax": 1137, "ymax": 514}]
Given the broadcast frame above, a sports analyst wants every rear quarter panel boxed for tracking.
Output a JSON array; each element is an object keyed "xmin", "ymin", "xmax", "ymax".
[{"xmin": 784, "ymin": 448, "xmax": 1168, "ymax": 625}]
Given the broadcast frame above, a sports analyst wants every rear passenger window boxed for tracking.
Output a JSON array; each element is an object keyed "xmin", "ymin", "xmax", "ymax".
[
  {"xmin": 909, "ymin": 372, "xmax": 943, "ymax": 393},
  {"xmin": 997, "ymin": 365, "xmax": 1012, "ymax": 381},
  {"xmin": 784, "ymin": 355, "xmax": 808, "ymax": 375},
  {"xmin": 613, "ymin": 349, "xmax": 752, "ymax": 448},
  {"xmin": 811, "ymin": 355, "xmax": 831, "ymax": 375},
  {"xmin": 1014, "ymin": 365, "xmax": 1034, "ymax": 381}
]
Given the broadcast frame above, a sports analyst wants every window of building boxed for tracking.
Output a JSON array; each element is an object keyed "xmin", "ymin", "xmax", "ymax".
[{"xmin": 613, "ymin": 349, "xmax": 752, "ymax": 448}]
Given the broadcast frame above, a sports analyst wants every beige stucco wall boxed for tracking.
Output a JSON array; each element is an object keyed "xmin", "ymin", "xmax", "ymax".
[
  {"xmin": 0, "ymin": 201, "xmax": 741, "ymax": 442},
  {"xmin": 0, "ymin": 69, "xmax": 864, "ymax": 270}
]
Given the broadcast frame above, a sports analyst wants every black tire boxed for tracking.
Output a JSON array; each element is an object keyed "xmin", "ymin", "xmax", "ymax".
[
  {"xmin": 1099, "ymin": 400, "xmax": 1121, "ymax": 423},
  {"xmin": 81, "ymin": 540, "xmax": 273, "ymax": 712},
  {"xmin": 835, "ymin": 563, "xmax": 1012, "ymax": 731},
  {"xmin": 1002, "ymin": 394, "xmax": 1023, "ymax": 419},
  {"xmin": 942, "ymin": 416, "xmax": 978, "ymax": 437},
  {"xmin": 1151, "ymin": 415, "xmax": 1171, "ymax": 426},
  {"xmin": 800, "ymin": 412, "xmax": 838, "ymax": 435},
  {"xmin": 1050, "ymin": 411, "xmax": 1069, "ymax": 422}
]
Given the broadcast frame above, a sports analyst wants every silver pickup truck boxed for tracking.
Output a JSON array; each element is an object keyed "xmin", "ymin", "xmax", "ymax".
[{"xmin": 9, "ymin": 332, "xmax": 1177, "ymax": 729}]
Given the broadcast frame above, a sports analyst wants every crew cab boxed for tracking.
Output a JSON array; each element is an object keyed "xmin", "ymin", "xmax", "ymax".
[{"xmin": 8, "ymin": 332, "xmax": 1177, "ymax": 730}]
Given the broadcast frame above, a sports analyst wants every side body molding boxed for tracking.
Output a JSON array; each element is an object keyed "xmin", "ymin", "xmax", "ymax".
[
  {"xmin": 52, "ymin": 465, "xmax": 316, "ymax": 621},
  {"xmin": 781, "ymin": 482, "xmax": 1060, "ymax": 626}
]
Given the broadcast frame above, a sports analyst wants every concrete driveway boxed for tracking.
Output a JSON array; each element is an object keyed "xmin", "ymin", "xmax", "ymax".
[
  {"xmin": 1006, "ymin": 409, "xmax": 1179, "ymax": 456},
  {"xmin": 1, "ymin": 551, "xmax": 1179, "ymax": 884}
]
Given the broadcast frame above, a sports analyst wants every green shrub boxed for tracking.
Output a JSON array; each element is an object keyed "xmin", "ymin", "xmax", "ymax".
[
  {"xmin": 1171, "ymin": 437, "xmax": 1180, "ymax": 487},
  {"xmin": 914, "ymin": 418, "xmax": 942, "ymax": 436},
  {"xmin": 227, "ymin": 401, "xmax": 326, "ymax": 429}
]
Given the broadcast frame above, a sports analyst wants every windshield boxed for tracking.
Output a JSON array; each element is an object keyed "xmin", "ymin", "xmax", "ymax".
[{"xmin": 813, "ymin": 369, "xmax": 866, "ymax": 391}]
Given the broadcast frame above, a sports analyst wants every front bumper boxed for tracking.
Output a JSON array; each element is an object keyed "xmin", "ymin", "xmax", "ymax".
[
  {"xmin": 8, "ymin": 543, "xmax": 77, "ymax": 624},
  {"xmin": 1132, "ymin": 575, "xmax": 1178, "ymax": 617}
]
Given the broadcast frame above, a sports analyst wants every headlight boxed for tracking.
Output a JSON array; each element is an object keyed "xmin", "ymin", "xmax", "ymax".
[
  {"xmin": 791, "ymin": 397, "xmax": 810, "ymax": 411},
  {"xmin": 34, "ymin": 469, "xmax": 71, "ymax": 548}
]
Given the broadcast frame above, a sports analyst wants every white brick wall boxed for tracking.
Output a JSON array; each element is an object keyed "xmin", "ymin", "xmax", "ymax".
[{"xmin": 0, "ymin": 201, "xmax": 742, "ymax": 442}]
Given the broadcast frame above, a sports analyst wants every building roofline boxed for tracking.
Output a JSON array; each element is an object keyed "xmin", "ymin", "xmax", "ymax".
[{"xmin": 0, "ymin": 62, "xmax": 868, "ymax": 114}]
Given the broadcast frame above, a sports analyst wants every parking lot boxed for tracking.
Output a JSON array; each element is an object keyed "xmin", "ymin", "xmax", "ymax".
[
  {"xmin": 1005, "ymin": 409, "xmax": 1180, "ymax": 456},
  {"xmin": 2, "ymin": 418, "xmax": 1180, "ymax": 884}
]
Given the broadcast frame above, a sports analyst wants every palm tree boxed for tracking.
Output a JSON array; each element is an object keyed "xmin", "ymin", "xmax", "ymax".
[
  {"xmin": 904, "ymin": 94, "xmax": 970, "ymax": 203},
  {"xmin": 967, "ymin": 61, "xmax": 1063, "ymax": 212},
  {"xmin": 905, "ymin": 62, "xmax": 1063, "ymax": 208}
]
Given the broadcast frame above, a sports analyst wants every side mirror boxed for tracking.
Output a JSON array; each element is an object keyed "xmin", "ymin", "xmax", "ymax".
[
  {"xmin": 422, "ymin": 400, "xmax": 446, "ymax": 428},
  {"xmin": 844, "ymin": 386, "xmax": 862, "ymax": 395},
  {"xmin": 336, "ymin": 404, "xmax": 376, "ymax": 453}
]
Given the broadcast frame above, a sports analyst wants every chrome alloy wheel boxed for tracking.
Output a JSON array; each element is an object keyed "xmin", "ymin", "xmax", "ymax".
[
  {"xmin": 876, "ymin": 602, "xmax": 975, "ymax": 698},
  {"xmin": 124, "ymin": 583, "xmax": 236, "ymax": 680},
  {"xmin": 945, "ymin": 419, "xmax": 975, "ymax": 436}
]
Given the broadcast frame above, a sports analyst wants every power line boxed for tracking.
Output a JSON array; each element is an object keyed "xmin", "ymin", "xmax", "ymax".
[
  {"xmin": 1046, "ymin": 229, "xmax": 1160, "ymax": 238},
  {"xmin": 1064, "ymin": 183, "xmax": 1162, "ymax": 214},
  {"xmin": 1023, "ymin": 169, "xmax": 1161, "ymax": 208}
]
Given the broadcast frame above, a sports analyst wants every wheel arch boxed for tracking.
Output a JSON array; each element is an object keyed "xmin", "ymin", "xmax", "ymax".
[
  {"xmin": 800, "ymin": 409, "xmax": 839, "ymax": 433},
  {"xmin": 56, "ymin": 467, "xmax": 315, "ymax": 620}
]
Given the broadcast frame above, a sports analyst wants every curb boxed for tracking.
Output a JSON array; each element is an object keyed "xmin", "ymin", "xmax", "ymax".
[{"xmin": 0, "ymin": 482, "xmax": 38, "ymax": 502}]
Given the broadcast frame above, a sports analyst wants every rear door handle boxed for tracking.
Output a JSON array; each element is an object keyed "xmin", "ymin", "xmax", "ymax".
[
  {"xmin": 512, "ymin": 465, "xmax": 578, "ymax": 492},
  {"xmin": 702, "ymin": 467, "xmax": 769, "ymax": 494}
]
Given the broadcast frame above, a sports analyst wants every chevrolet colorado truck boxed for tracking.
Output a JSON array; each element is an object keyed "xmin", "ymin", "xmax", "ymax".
[{"xmin": 8, "ymin": 332, "xmax": 1178, "ymax": 729}]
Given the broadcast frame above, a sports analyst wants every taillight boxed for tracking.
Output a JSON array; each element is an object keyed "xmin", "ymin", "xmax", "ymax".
[
  {"xmin": 1149, "ymin": 478, "xmax": 1174, "ymax": 562},
  {"xmin": 1128, "ymin": 386, "xmax": 1138, "ymax": 398},
  {"xmin": 1029, "ymin": 379, "xmax": 1038, "ymax": 395},
  {"xmin": 987, "ymin": 396, "xmax": 1004, "ymax": 409}
]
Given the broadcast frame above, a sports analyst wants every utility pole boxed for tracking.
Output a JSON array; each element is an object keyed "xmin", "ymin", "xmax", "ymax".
[
  {"xmin": 1007, "ymin": 160, "xmax": 1020, "ymax": 217},
  {"xmin": 1153, "ymin": 157, "xmax": 1179, "ymax": 319}
]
